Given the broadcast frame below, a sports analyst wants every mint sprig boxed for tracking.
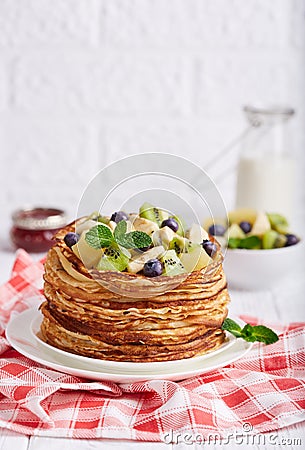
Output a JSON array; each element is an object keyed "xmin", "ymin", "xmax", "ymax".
[
  {"xmin": 119, "ymin": 231, "xmax": 152, "ymax": 249},
  {"xmin": 85, "ymin": 224, "xmax": 114, "ymax": 249},
  {"xmin": 85, "ymin": 220, "xmax": 152, "ymax": 250},
  {"xmin": 114, "ymin": 220, "xmax": 152, "ymax": 248},
  {"xmin": 222, "ymin": 318, "xmax": 243, "ymax": 338},
  {"xmin": 222, "ymin": 318, "xmax": 279, "ymax": 345},
  {"xmin": 113, "ymin": 219, "xmax": 127, "ymax": 241},
  {"xmin": 228, "ymin": 235, "xmax": 261, "ymax": 249}
]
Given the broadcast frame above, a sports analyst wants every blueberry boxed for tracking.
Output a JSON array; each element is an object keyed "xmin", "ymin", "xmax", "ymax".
[
  {"xmin": 161, "ymin": 218, "xmax": 179, "ymax": 232},
  {"xmin": 239, "ymin": 221, "xmax": 252, "ymax": 233},
  {"xmin": 202, "ymin": 239, "xmax": 217, "ymax": 257},
  {"xmin": 208, "ymin": 224, "xmax": 226, "ymax": 236},
  {"xmin": 64, "ymin": 232, "xmax": 80, "ymax": 248},
  {"xmin": 110, "ymin": 211, "xmax": 128, "ymax": 223},
  {"xmin": 285, "ymin": 234, "xmax": 299, "ymax": 247},
  {"xmin": 143, "ymin": 259, "xmax": 163, "ymax": 277}
]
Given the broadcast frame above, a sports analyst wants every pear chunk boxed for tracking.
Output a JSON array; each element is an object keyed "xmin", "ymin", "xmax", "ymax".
[
  {"xmin": 226, "ymin": 223, "xmax": 246, "ymax": 240},
  {"xmin": 127, "ymin": 246, "xmax": 165, "ymax": 274},
  {"xmin": 72, "ymin": 231, "xmax": 102, "ymax": 268},
  {"xmin": 250, "ymin": 211, "xmax": 271, "ymax": 237},
  {"xmin": 152, "ymin": 227, "xmax": 176, "ymax": 248},
  {"xmin": 180, "ymin": 246, "xmax": 211, "ymax": 272},
  {"xmin": 186, "ymin": 223, "xmax": 209, "ymax": 244},
  {"xmin": 75, "ymin": 219, "xmax": 99, "ymax": 235},
  {"xmin": 228, "ymin": 208, "xmax": 257, "ymax": 226},
  {"xmin": 132, "ymin": 216, "xmax": 159, "ymax": 235}
]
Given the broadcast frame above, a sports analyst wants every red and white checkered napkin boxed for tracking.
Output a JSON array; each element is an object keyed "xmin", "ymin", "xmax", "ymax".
[{"xmin": 0, "ymin": 250, "xmax": 304, "ymax": 440}]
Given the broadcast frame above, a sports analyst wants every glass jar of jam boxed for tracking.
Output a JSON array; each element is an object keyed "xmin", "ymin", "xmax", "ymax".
[{"xmin": 10, "ymin": 207, "xmax": 68, "ymax": 253}]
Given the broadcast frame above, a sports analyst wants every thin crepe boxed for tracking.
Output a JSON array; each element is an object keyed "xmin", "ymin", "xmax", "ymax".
[{"xmin": 40, "ymin": 221, "xmax": 230, "ymax": 362}]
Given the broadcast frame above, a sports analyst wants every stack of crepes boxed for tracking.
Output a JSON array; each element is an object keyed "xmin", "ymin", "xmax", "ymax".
[{"xmin": 40, "ymin": 220, "xmax": 230, "ymax": 362}]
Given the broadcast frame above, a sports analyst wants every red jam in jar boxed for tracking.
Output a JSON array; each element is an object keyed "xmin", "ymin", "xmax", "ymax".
[{"xmin": 10, "ymin": 207, "xmax": 68, "ymax": 253}]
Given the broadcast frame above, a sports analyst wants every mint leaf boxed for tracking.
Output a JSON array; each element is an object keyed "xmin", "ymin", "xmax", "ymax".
[
  {"xmin": 240, "ymin": 324, "xmax": 258, "ymax": 342},
  {"xmin": 222, "ymin": 318, "xmax": 243, "ymax": 338},
  {"xmin": 228, "ymin": 238, "xmax": 241, "ymax": 249},
  {"xmin": 242, "ymin": 325, "xmax": 279, "ymax": 345},
  {"xmin": 112, "ymin": 220, "xmax": 152, "ymax": 249},
  {"xmin": 228, "ymin": 236, "xmax": 261, "ymax": 249},
  {"xmin": 223, "ymin": 318, "xmax": 279, "ymax": 345},
  {"xmin": 119, "ymin": 231, "xmax": 152, "ymax": 249},
  {"xmin": 114, "ymin": 220, "xmax": 127, "ymax": 244},
  {"xmin": 85, "ymin": 224, "xmax": 114, "ymax": 249},
  {"xmin": 239, "ymin": 235, "xmax": 261, "ymax": 249}
]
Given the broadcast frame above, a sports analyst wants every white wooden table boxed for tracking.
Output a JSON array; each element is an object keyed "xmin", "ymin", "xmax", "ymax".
[{"xmin": 0, "ymin": 246, "xmax": 304, "ymax": 450}]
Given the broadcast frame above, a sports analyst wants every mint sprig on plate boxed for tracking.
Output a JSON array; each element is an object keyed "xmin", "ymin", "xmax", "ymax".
[
  {"xmin": 222, "ymin": 318, "xmax": 279, "ymax": 345},
  {"xmin": 85, "ymin": 221, "xmax": 152, "ymax": 250}
]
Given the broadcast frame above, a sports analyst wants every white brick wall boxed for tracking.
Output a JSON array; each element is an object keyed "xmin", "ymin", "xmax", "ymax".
[
  {"xmin": 0, "ymin": 0, "xmax": 99, "ymax": 47},
  {"xmin": 0, "ymin": 61, "xmax": 7, "ymax": 111},
  {"xmin": 13, "ymin": 53, "xmax": 189, "ymax": 114},
  {"xmin": 1, "ymin": 0, "xmax": 304, "ymax": 227}
]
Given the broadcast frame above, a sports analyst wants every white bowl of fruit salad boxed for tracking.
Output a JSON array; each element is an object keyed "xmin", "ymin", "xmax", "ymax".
[{"xmin": 206, "ymin": 209, "xmax": 302, "ymax": 290}]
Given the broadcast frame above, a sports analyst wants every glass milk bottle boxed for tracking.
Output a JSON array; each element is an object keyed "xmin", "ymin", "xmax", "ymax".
[{"xmin": 235, "ymin": 106, "xmax": 296, "ymax": 219}]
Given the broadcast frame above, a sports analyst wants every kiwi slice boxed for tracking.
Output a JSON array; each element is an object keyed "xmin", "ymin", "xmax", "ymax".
[
  {"xmin": 160, "ymin": 250, "xmax": 186, "ymax": 276},
  {"xmin": 267, "ymin": 213, "xmax": 289, "ymax": 234},
  {"xmin": 87, "ymin": 211, "xmax": 110, "ymax": 224},
  {"xmin": 275, "ymin": 233, "xmax": 287, "ymax": 248},
  {"xmin": 262, "ymin": 230, "xmax": 279, "ymax": 249},
  {"xmin": 139, "ymin": 202, "xmax": 168, "ymax": 227},
  {"xmin": 171, "ymin": 215, "xmax": 185, "ymax": 236},
  {"xmin": 97, "ymin": 215, "xmax": 111, "ymax": 225},
  {"xmin": 97, "ymin": 244, "xmax": 130, "ymax": 272},
  {"xmin": 169, "ymin": 237, "xmax": 185, "ymax": 255},
  {"xmin": 169, "ymin": 237, "xmax": 196, "ymax": 255}
]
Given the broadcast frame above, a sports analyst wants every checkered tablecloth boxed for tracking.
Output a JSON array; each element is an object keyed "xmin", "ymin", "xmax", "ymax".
[{"xmin": 0, "ymin": 249, "xmax": 304, "ymax": 440}]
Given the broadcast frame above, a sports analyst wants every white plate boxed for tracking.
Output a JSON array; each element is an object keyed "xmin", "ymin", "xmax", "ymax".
[
  {"xmin": 6, "ymin": 308, "xmax": 253, "ymax": 383},
  {"xmin": 30, "ymin": 310, "xmax": 237, "ymax": 373}
]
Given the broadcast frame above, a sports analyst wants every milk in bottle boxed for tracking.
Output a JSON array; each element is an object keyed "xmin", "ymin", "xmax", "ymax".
[{"xmin": 236, "ymin": 106, "xmax": 295, "ymax": 219}]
